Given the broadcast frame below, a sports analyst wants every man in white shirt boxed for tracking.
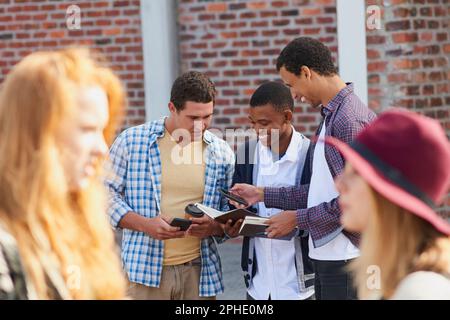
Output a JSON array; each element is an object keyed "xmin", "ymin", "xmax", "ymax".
[{"xmin": 227, "ymin": 82, "xmax": 314, "ymax": 300}]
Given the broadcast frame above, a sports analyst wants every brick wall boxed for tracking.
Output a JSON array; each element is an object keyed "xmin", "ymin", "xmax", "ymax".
[
  {"xmin": 365, "ymin": 0, "xmax": 449, "ymax": 217},
  {"xmin": 177, "ymin": 0, "xmax": 449, "ymax": 217},
  {"xmin": 366, "ymin": 0, "xmax": 449, "ymax": 133},
  {"xmin": 1, "ymin": 0, "xmax": 448, "ymax": 217},
  {"xmin": 178, "ymin": 0, "xmax": 339, "ymax": 136},
  {"xmin": 0, "ymin": 0, "xmax": 145, "ymax": 127}
]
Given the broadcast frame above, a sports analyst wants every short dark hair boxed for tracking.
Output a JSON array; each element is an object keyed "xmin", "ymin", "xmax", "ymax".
[
  {"xmin": 276, "ymin": 37, "xmax": 337, "ymax": 76},
  {"xmin": 249, "ymin": 81, "xmax": 294, "ymax": 112},
  {"xmin": 170, "ymin": 71, "xmax": 216, "ymax": 111}
]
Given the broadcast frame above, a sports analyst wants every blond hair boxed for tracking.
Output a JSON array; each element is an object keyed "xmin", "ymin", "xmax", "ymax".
[
  {"xmin": 0, "ymin": 48, "xmax": 126, "ymax": 299},
  {"xmin": 350, "ymin": 190, "xmax": 450, "ymax": 299}
]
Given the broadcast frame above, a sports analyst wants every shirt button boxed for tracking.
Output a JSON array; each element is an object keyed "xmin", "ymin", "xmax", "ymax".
[{"xmin": 248, "ymin": 259, "xmax": 252, "ymax": 265}]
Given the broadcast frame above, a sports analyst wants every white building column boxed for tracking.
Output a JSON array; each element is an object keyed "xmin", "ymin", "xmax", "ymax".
[
  {"xmin": 140, "ymin": 0, "xmax": 179, "ymax": 121},
  {"xmin": 336, "ymin": 0, "xmax": 368, "ymax": 105}
]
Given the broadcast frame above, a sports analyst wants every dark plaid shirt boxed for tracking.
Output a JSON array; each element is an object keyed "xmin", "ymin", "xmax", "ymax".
[{"xmin": 264, "ymin": 83, "xmax": 377, "ymax": 248}]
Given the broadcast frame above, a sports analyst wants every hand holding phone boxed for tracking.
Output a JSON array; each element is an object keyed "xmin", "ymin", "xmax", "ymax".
[
  {"xmin": 219, "ymin": 188, "xmax": 249, "ymax": 206},
  {"xmin": 169, "ymin": 218, "xmax": 192, "ymax": 231}
]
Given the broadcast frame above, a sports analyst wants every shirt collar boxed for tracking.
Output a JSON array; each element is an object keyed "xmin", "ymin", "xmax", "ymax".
[
  {"xmin": 321, "ymin": 82, "xmax": 354, "ymax": 117},
  {"xmin": 157, "ymin": 116, "xmax": 213, "ymax": 144},
  {"xmin": 259, "ymin": 127, "xmax": 303, "ymax": 163},
  {"xmin": 283, "ymin": 129, "xmax": 303, "ymax": 162}
]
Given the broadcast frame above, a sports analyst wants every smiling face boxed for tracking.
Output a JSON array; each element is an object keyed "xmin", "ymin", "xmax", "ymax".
[
  {"xmin": 279, "ymin": 66, "xmax": 322, "ymax": 108},
  {"xmin": 248, "ymin": 103, "xmax": 292, "ymax": 148},
  {"xmin": 335, "ymin": 163, "xmax": 376, "ymax": 232},
  {"xmin": 56, "ymin": 86, "xmax": 109, "ymax": 191}
]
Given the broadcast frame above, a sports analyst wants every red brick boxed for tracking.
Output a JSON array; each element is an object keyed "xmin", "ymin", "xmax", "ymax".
[
  {"xmin": 206, "ymin": 3, "xmax": 227, "ymax": 12},
  {"xmin": 211, "ymin": 42, "xmax": 227, "ymax": 49},
  {"xmin": 444, "ymin": 44, "xmax": 450, "ymax": 54},
  {"xmin": 304, "ymin": 28, "xmax": 321, "ymax": 35},
  {"xmin": 230, "ymin": 22, "xmax": 246, "ymax": 29},
  {"xmin": 220, "ymin": 31, "xmax": 238, "ymax": 39},
  {"xmin": 103, "ymin": 28, "xmax": 121, "ymax": 36},
  {"xmin": 388, "ymin": 73, "xmax": 410, "ymax": 83},
  {"xmin": 385, "ymin": 20, "xmax": 410, "ymax": 31},
  {"xmin": 420, "ymin": 32, "xmax": 434, "ymax": 41},
  {"xmin": 241, "ymin": 12, "xmax": 257, "ymax": 19},
  {"xmin": 231, "ymin": 60, "xmax": 249, "ymax": 67},
  {"xmin": 242, "ymin": 50, "xmax": 259, "ymax": 57},
  {"xmin": 302, "ymin": 8, "xmax": 321, "ymax": 16},
  {"xmin": 367, "ymin": 61, "xmax": 388, "ymax": 72},
  {"xmin": 223, "ymin": 108, "xmax": 241, "ymax": 115},
  {"xmin": 241, "ymin": 30, "xmax": 258, "ymax": 37},
  {"xmin": 50, "ymin": 30, "xmax": 65, "ymax": 38},
  {"xmin": 393, "ymin": 59, "xmax": 420, "ymax": 69},
  {"xmin": 272, "ymin": 19, "xmax": 290, "ymax": 27},
  {"xmin": 392, "ymin": 32, "xmax": 419, "ymax": 43},
  {"xmin": 283, "ymin": 29, "xmax": 301, "ymax": 36},
  {"xmin": 212, "ymin": 60, "xmax": 228, "ymax": 68},
  {"xmin": 272, "ymin": 1, "xmax": 289, "ymax": 8},
  {"xmin": 247, "ymin": 2, "xmax": 267, "ymax": 10},
  {"xmin": 39, "ymin": 3, "xmax": 56, "ymax": 10},
  {"xmin": 367, "ymin": 35, "xmax": 386, "ymax": 44},
  {"xmin": 368, "ymin": 74, "xmax": 380, "ymax": 84},
  {"xmin": 251, "ymin": 21, "xmax": 268, "ymax": 28},
  {"xmin": 262, "ymin": 30, "xmax": 279, "ymax": 36},
  {"xmin": 219, "ymin": 13, "xmax": 236, "ymax": 20},
  {"xmin": 316, "ymin": 16, "xmax": 334, "ymax": 24},
  {"xmin": 367, "ymin": 49, "xmax": 380, "ymax": 59},
  {"xmin": 232, "ymin": 41, "xmax": 249, "ymax": 47},
  {"xmin": 296, "ymin": 18, "xmax": 313, "ymax": 25}
]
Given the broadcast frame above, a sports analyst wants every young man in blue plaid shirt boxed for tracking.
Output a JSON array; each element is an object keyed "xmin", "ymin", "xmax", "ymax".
[{"xmin": 106, "ymin": 71, "xmax": 235, "ymax": 300}]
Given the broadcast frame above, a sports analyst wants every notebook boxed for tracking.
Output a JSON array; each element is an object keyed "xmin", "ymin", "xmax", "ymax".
[
  {"xmin": 238, "ymin": 216, "xmax": 298, "ymax": 240},
  {"xmin": 193, "ymin": 203, "xmax": 258, "ymax": 224}
]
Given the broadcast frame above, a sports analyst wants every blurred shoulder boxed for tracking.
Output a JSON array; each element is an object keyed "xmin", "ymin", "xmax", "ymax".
[{"xmin": 391, "ymin": 271, "xmax": 450, "ymax": 300}]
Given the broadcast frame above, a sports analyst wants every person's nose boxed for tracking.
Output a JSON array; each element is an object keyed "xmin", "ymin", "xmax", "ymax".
[
  {"xmin": 253, "ymin": 123, "xmax": 262, "ymax": 132},
  {"xmin": 290, "ymin": 87, "xmax": 297, "ymax": 100},
  {"xmin": 193, "ymin": 120, "xmax": 204, "ymax": 133},
  {"xmin": 93, "ymin": 134, "xmax": 108, "ymax": 158}
]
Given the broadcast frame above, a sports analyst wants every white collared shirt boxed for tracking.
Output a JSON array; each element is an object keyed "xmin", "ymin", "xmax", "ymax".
[{"xmin": 248, "ymin": 129, "xmax": 314, "ymax": 300}]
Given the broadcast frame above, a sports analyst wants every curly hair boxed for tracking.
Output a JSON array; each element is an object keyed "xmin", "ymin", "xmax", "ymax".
[
  {"xmin": 170, "ymin": 71, "xmax": 216, "ymax": 111},
  {"xmin": 276, "ymin": 37, "xmax": 338, "ymax": 76}
]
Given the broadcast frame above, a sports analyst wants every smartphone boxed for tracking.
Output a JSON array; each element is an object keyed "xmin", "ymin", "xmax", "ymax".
[
  {"xmin": 219, "ymin": 188, "xmax": 249, "ymax": 206},
  {"xmin": 170, "ymin": 218, "xmax": 192, "ymax": 231}
]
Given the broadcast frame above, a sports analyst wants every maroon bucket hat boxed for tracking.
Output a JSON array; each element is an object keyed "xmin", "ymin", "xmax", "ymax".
[{"xmin": 325, "ymin": 109, "xmax": 450, "ymax": 235}]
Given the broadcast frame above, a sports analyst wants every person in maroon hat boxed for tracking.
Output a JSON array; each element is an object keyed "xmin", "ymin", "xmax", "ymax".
[{"xmin": 328, "ymin": 108, "xmax": 450, "ymax": 299}]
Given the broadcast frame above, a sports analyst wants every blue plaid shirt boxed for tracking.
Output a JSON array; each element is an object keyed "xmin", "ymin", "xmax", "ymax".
[{"xmin": 106, "ymin": 117, "xmax": 235, "ymax": 297}]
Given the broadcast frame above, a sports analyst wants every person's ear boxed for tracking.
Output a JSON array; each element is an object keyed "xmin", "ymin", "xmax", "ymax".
[
  {"xmin": 168, "ymin": 102, "xmax": 177, "ymax": 114},
  {"xmin": 301, "ymin": 66, "xmax": 312, "ymax": 80},
  {"xmin": 284, "ymin": 109, "xmax": 293, "ymax": 123}
]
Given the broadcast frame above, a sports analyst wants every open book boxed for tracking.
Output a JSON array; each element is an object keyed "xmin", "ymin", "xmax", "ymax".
[
  {"xmin": 193, "ymin": 203, "xmax": 258, "ymax": 224},
  {"xmin": 238, "ymin": 216, "xmax": 298, "ymax": 240}
]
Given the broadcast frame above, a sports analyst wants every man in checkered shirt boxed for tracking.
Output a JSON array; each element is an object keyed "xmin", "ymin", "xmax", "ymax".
[{"xmin": 106, "ymin": 71, "xmax": 235, "ymax": 300}]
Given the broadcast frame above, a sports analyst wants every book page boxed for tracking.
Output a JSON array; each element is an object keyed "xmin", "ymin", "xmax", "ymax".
[
  {"xmin": 243, "ymin": 216, "xmax": 269, "ymax": 225},
  {"xmin": 195, "ymin": 203, "xmax": 223, "ymax": 219}
]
